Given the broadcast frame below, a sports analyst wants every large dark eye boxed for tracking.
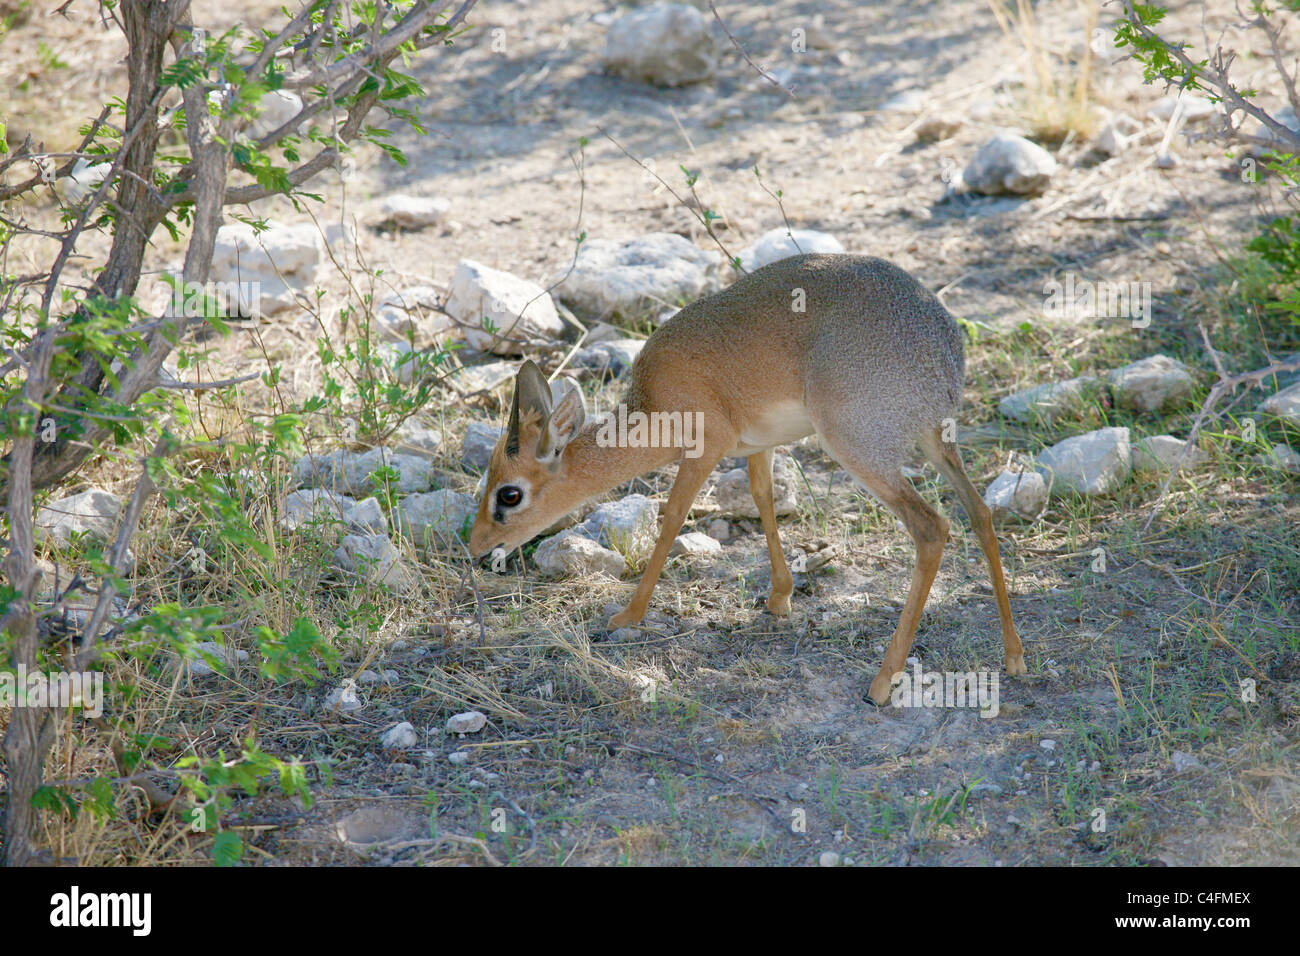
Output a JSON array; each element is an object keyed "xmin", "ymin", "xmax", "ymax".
[{"xmin": 496, "ymin": 486, "xmax": 523, "ymax": 508}]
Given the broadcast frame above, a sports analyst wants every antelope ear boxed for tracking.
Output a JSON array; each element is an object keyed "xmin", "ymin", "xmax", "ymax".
[
  {"xmin": 505, "ymin": 360, "xmax": 552, "ymax": 456},
  {"xmin": 537, "ymin": 383, "xmax": 585, "ymax": 464}
]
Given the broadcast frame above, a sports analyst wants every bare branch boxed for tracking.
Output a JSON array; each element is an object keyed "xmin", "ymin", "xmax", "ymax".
[
  {"xmin": 279, "ymin": 0, "xmax": 476, "ymax": 90},
  {"xmin": 1119, "ymin": 0, "xmax": 1300, "ymax": 151},
  {"xmin": 708, "ymin": 1, "xmax": 796, "ymax": 98}
]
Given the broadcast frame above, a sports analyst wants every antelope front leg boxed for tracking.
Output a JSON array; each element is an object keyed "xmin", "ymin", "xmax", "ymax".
[
  {"xmin": 609, "ymin": 453, "xmax": 720, "ymax": 629},
  {"xmin": 748, "ymin": 448, "xmax": 793, "ymax": 615}
]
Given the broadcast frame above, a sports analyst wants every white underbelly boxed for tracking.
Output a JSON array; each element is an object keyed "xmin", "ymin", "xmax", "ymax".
[{"xmin": 728, "ymin": 400, "xmax": 815, "ymax": 456}]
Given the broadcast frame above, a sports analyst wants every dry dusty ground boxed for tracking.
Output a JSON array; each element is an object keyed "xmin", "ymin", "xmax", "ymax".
[{"xmin": 1, "ymin": 0, "xmax": 1298, "ymax": 866}]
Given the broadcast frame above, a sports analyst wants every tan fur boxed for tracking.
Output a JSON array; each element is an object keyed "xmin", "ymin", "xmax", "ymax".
[{"xmin": 469, "ymin": 253, "xmax": 1026, "ymax": 704}]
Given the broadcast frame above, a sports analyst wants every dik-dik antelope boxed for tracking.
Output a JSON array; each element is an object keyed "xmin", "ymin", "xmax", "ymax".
[{"xmin": 468, "ymin": 253, "xmax": 1026, "ymax": 704}]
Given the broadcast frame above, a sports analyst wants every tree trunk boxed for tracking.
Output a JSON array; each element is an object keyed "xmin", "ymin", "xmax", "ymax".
[{"xmin": 26, "ymin": 0, "xmax": 179, "ymax": 491}]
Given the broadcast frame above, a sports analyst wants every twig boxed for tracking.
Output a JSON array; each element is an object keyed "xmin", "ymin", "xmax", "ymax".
[
  {"xmin": 1142, "ymin": 337, "xmax": 1300, "ymax": 531},
  {"xmin": 154, "ymin": 370, "xmax": 263, "ymax": 390},
  {"xmin": 596, "ymin": 127, "xmax": 740, "ymax": 269},
  {"xmin": 708, "ymin": 1, "xmax": 795, "ymax": 98}
]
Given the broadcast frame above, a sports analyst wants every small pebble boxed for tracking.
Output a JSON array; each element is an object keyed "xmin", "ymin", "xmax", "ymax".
[
  {"xmin": 324, "ymin": 680, "xmax": 363, "ymax": 713},
  {"xmin": 446, "ymin": 711, "xmax": 487, "ymax": 734},
  {"xmin": 1171, "ymin": 750, "xmax": 1201, "ymax": 773},
  {"xmin": 380, "ymin": 722, "xmax": 418, "ymax": 749}
]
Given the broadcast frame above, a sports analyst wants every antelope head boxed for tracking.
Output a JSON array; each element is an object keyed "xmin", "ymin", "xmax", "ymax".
[{"xmin": 468, "ymin": 360, "xmax": 590, "ymax": 560}]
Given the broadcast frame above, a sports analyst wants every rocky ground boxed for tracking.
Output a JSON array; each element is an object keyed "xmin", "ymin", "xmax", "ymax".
[{"xmin": 3, "ymin": 0, "xmax": 1299, "ymax": 865}]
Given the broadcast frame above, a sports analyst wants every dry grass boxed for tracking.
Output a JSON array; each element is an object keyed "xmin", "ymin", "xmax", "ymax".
[{"xmin": 987, "ymin": 0, "xmax": 1101, "ymax": 144}]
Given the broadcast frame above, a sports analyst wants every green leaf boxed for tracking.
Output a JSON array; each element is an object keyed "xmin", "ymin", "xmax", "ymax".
[{"xmin": 212, "ymin": 830, "xmax": 244, "ymax": 867}]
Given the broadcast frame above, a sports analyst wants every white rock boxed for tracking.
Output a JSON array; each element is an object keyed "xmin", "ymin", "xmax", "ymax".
[
  {"xmin": 281, "ymin": 488, "xmax": 355, "ymax": 531},
  {"xmin": 462, "ymin": 422, "xmax": 504, "ymax": 470},
  {"xmin": 374, "ymin": 284, "xmax": 457, "ymax": 343},
  {"xmin": 446, "ymin": 260, "xmax": 564, "ymax": 355},
  {"xmin": 1256, "ymin": 443, "xmax": 1300, "ymax": 474},
  {"xmin": 572, "ymin": 338, "xmax": 646, "ymax": 378},
  {"xmin": 45, "ymin": 592, "xmax": 134, "ymax": 632},
  {"xmin": 447, "ymin": 359, "xmax": 517, "ymax": 396},
  {"xmin": 963, "ymin": 134, "xmax": 1057, "ymax": 196},
  {"xmin": 397, "ymin": 490, "xmax": 477, "ymax": 550},
  {"xmin": 448, "ymin": 751, "xmax": 470, "ymax": 765},
  {"xmin": 880, "ymin": 89, "xmax": 928, "ymax": 112},
  {"xmin": 1093, "ymin": 112, "xmax": 1143, "ymax": 156},
  {"xmin": 983, "ymin": 470, "xmax": 1048, "ymax": 520},
  {"xmin": 210, "ymin": 221, "xmax": 324, "ymax": 315},
  {"xmin": 391, "ymin": 420, "xmax": 443, "ymax": 461},
  {"xmin": 706, "ymin": 518, "xmax": 731, "ymax": 541},
  {"xmin": 376, "ymin": 340, "xmax": 418, "ymax": 386},
  {"xmin": 369, "ymin": 195, "xmax": 450, "ymax": 230},
  {"xmin": 446, "ymin": 711, "xmax": 487, "ymax": 735},
  {"xmin": 671, "ymin": 531, "xmax": 723, "ymax": 557},
  {"xmin": 381, "ymin": 722, "xmax": 419, "ymax": 749},
  {"xmin": 603, "ymin": 3, "xmax": 718, "ymax": 87},
  {"xmin": 554, "ymin": 234, "xmax": 721, "ymax": 323},
  {"xmin": 714, "ymin": 454, "xmax": 801, "ymax": 517},
  {"xmin": 585, "ymin": 321, "xmax": 627, "ymax": 344},
  {"xmin": 1132, "ymin": 435, "xmax": 1207, "ymax": 473},
  {"xmin": 334, "ymin": 533, "xmax": 413, "ymax": 591},
  {"xmin": 56, "ymin": 158, "xmax": 111, "ymax": 205},
  {"xmin": 324, "ymin": 679, "xmax": 363, "ymax": 713},
  {"xmin": 1108, "ymin": 355, "xmax": 1193, "ymax": 413},
  {"xmin": 738, "ymin": 228, "xmax": 845, "ymax": 272},
  {"xmin": 1170, "ymin": 750, "xmax": 1201, "ymax": 773},
  {"xmin": 577, "ymin": 494, "xmax": 659, "ymax": 557},
  {"xmin": 533, "ymin": 530, "xmax": 626, "ymax": 578},
  {"xmin": 35, "ymin": 489, "xmax": 122, "ymax": 547},
  {"xmin": 182, "ymin": 641, "xmax": 249, "ymax": 678},
  {"xmin": 323, "ymin": 220, "xmax": 360, "ymax": 260},
  {"xmin": 1258, "ymin": 381, "xmax": 1300, "ymax": 428},
  {"xmin": 246, "ymin": 89, "xmax": 303, "ymax": 140},
  {"xmin": 999, "ymin": 376, "xmax": 1099, "ymax": 424},
  {"xmin": 293, "ymin": 448, "xmax": 433, "ymax": 496},
  {"xmin": 346, "ymin": 447, "xmax": 434, "ymax": 495},
  {"xmin": 818, "ymin": 851, "xmax": 841, "ymax": 867},
  {"xmin": 1036, "ymin": 427, "xmax": 1131, "ymax": 495},
  {"xmin": 1249, "ymin": 105, "xmax": 1300, "ymax": 145}
]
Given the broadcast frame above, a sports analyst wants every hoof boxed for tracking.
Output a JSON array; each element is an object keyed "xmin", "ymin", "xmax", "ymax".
[
  {"xmin": 766, "ymin": 593, "xmax": 792, "ymax": 616},
  {"xmin": 608, "ymin": 608, "xmax": 643, "ymax": 629},
  {"xmin": 865, "ymin": 673, "xmax": 894, "ymax": 707},
  {"xmin": 1005, "ymin": 653, "xmax": 1027, "ymax": 676}
]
